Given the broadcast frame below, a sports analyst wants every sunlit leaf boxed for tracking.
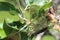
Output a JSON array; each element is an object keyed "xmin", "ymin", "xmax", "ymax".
[
  {"xmin": 0, "ymin": 2, "xmax": 20, "ymax": 39},
  {"xmin": 40, "ymin": 2, "xmax": 52, "ymax": 10},
  {"xmin": 25, "ymin": 0, "xmax": 52, "ymax": 6},
  {"xmin": 0, "ymin": 2, "xmax": 20, "ymax": 23},
  {"xmin": 0, "ymin": 20, "xmax": 18, "ymax": 39}
]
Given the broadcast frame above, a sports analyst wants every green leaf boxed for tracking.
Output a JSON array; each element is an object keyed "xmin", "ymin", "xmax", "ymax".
[
  {"xmin": 23, "ymin": 10, "xmax": 31, "ymax": 20},
  {"xmin": 23, "ymin": 5, "xmax": 41, "ymax": 22},
  {"xmin": 29, "ymin": 5, "xmax": 40, "ymax": 19},
  {"xmin": 20, "ymin": 32, "xmax": 28, "ymax": 40},
  {"xmin": 0, "ymin": 0, "xmax": 6, "ymax": 2},
  {"xmin": 0, "ymin": 0, "xmax": 20, "ymax": 10},
  {"xmin": 27, "ymin": 3, "xmax": 51, "ymax": 35},
  {"xmin": 32, "ymin": 36, "xmax": 36, "ymax": 40},
  {"xmin": 0, "ymin": 20, "xmax": 18, "ymax": 39},
  {"xmin": 41, "ymin": 35, "xmax": 56, "ymax": 40},
  {"xmin": 26, "ymin": 0, "xmax": 52, "ymax": 36},
  {"xmin": 0, "ymin": 2, "xmax": 19, "ymax": 23},
  {"xmin": 25, "ymin": 0, "xmax": 52, "ymax": 6},
  {"xmin": 40, "ymin": 2, "xmax": 52, "ymax": 10},
  {"xmin": 0, "ymin": 2, "xmax": 20, "ymax": 39}
]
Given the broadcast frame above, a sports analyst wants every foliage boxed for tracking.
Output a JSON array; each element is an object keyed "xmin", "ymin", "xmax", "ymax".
[
  {"xmin": 0, "ymin": 0, "xmax": 58, "ymax": 40},
  {"xmin": 41, "ymin": 35, "xmax": 56, "ymax": 40}
]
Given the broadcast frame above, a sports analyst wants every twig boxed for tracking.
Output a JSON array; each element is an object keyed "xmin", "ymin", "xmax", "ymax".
[{"xmin": 18, "ymin": 14, "xmax": 31, "ymax": 24}]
